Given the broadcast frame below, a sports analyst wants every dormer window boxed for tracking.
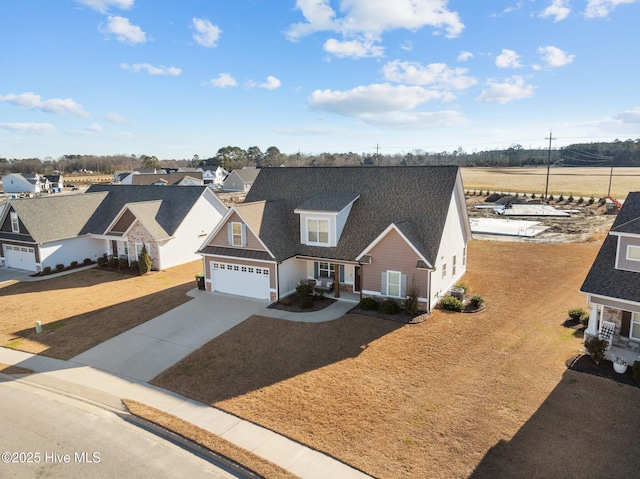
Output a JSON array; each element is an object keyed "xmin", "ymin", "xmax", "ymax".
[
  {"xmin": 10, "ymin": 212, "xmax": 19, "ymax": 233},
  {"xmin": 228, "ymin": 222, "xmax": 246, "ymax": 247},
  {"xmin": 307, "ymin": 218, "xmax": 329, "ymax": 245},
  {"xmin": 627, "ymin": 245, "xmax": 640, "ymax": 261}
]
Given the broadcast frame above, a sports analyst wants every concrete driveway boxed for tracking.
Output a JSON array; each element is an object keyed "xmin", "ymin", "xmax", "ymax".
[
  {"xmin": 71, "ymin": 292, "xmax": 269, "ymax": 382},
  {"xmin": 0, "ymin": 266, "xmax": 31, "ymax": 285}
]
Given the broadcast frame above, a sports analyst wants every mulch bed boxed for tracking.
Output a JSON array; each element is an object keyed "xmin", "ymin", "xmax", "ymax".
[
  {"xmin": 567, "ymin": 354, "xmax": 640, "ymax": 388},
  {"xmin": 268, "ymin": 294, "xmax": 337, "ymax": 313},
  {"xmin": 347, "ymin": 306, "xmax": 429, "ymax": 324},
  {"xmin": 30, "ymin": 261, "xmax": 97, "ymax": 277}
]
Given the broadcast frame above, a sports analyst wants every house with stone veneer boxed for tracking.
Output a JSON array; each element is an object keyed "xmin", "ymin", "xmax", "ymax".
[
  {"xmin": 0, "ymin": 184, "xmax": 227, "ymax": 272},
  {"xmin": 581, "ymin": 192, "xmax": 640, "ymax": 357},
  {"xmin": 197, "ymin": 166, "xmax": 472, "ymax": 311}
]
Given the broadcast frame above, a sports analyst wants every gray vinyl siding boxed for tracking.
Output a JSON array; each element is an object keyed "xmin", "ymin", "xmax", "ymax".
[{"xmin": 616, "ymin": 236, "xmax": 640, "ymax": 273}]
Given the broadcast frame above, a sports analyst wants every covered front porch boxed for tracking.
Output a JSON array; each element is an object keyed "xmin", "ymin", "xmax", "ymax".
[
  {"xmin": 295, "ymin": 256, "xmax": 363, "ymax": 301},
  {"xmin": 584, "ymin": 302, "xmax": 640, "ymax": 361}
]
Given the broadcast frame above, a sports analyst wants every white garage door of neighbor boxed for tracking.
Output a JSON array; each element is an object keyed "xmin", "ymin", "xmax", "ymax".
[
  {"xmin": 210, "ymin": 261, "xmax": 270, "ymax": 300},
  {"xmin": 3, "ymin": 244, "xmax": 37, "ymax": 271}
]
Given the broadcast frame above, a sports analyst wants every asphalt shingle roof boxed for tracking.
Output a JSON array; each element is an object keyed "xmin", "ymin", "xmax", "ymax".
[
  {"xmin": 295, "ymin": 192, "xmax": 360, "ymax": 213},
  {"xmin": 242, "ymin": 166, "xmax": 461, "ymax": 264},
  {"xmin": 581, "ymin": 191, "xmax": 640, "ymax": 302},
  {"xmin": 130, "ymin": 172, "xmax": 203, "ymax": 185}
]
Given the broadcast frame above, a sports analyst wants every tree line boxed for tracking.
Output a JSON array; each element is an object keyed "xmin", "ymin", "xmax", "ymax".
[{"xmin": 2, "ymin": 140, "xmax": 639, "ymax": 176}]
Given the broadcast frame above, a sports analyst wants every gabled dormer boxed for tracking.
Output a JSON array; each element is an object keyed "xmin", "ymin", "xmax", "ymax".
[
  {"xmin": 294, "ymin": 192, "xmax": 359, "ymax": 247},
  {"xmin": 610, "ymin": 217, "xmax": 640, "ymax": 272}
]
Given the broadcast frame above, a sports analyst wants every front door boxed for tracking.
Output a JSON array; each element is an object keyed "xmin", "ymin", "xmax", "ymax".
[{"xmin": 354, "ymin": 266, "xmax": 361, "ymax": 292}]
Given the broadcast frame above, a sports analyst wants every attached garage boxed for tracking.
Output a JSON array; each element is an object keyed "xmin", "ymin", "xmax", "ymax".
[
  {"xmin": 3, "ymin": 244, "xmax": 37, "ymax": 271},
  {"xmin": 210, "ymin": 261, "xmax": 271, "ymax": 300}
]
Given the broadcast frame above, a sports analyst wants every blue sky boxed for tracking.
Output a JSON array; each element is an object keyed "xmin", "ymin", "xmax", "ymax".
[{"xmin": 1, "ymin": 0, "xmax": 639, "ymax": 160}]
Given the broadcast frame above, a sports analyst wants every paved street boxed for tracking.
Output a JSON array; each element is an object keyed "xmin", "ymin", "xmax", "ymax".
[{"xmin": 0, "ymin": 378, "xmax": 236, "ymax": 479}]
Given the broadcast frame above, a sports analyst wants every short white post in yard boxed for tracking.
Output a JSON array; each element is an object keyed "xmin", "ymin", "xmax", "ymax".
[
  {"xmin": 35, "ymin": 321, "xmax": 42, "ymax": 334},
  {"xmin": 586, "ymin": 304, "xmax": 599, "ymax": 337}
]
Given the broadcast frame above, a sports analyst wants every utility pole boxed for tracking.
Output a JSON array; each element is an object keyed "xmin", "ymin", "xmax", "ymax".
[
  {"xmin": 607, "ymin": 155, "xmax": 614, "ymax": 197},
  {"xmin": 376, "ymin": 143, "xmax": 380, "ymax": 165},
  {"xmin": 544, "ymin": 130, "xmax": 556, "ymax": 201}
]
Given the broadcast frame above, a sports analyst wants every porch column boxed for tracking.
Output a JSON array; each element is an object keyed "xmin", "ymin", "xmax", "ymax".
[
  {"xmin": 586, "ymin": 304, "xmax": 599, "ymax": 337},
  {"xmin": 333, "ymin": 262, "xmax": 340, "ymax": 298}
]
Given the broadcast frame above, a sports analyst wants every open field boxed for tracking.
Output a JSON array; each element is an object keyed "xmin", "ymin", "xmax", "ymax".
[
  {"xmin": 0, "ymin": 261, "xmax": 200, "ymax": 359},
  {"xmin": 152, "ymin": 239, "xmax": 640, "ymax": 479},
  {"xmin": 461, "ymin": 166, "xmax": 640, "ymax": 199}
]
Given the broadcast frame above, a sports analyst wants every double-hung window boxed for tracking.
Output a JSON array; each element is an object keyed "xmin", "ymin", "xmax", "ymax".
[
  {"xmin": 387, "ymin": 271, "xmax": 401, "ymax": 298},
  {"xmin": 231, "ymin": 222, "xmax": 243, "ymax": 246},
  {"xmin": 631, "ymin": 312, "xmax": 640, "ymax": 341},
  {"xmin": 307, "ymin": 218, "xmax": 329, "ymax": 245},
  {"xmin": 318, "ymin": 262, "xmax": 334, "ymax": 278},
  {"xmin": 10, "ymin": 212, "xmax": 19, "ymax": 233}
]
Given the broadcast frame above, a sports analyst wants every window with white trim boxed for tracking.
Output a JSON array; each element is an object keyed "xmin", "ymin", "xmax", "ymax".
[
  {"xmin": 387, "ymin": 271, "xmax": 401, "ymax": 298},
  {"xmin": 135, "ymin": 242, "xmax": 151, "ymax": 258},
  {"xmin": 231, "ymin": 222, "xmax": 243, "ymax": 246},
  {"xmin": 627, "ymin": 245, "xmax": 640, "ymax": 261},
  {"xmin": 10, "ymin": 212, "xmax": 19, "ymax": 233},
  {"xmin": 452, "ymin": 255, "xmax": 457, "ymax": 276},
  {"xmin": 319, "ymin": 262, "xmax": 334, "ymax": 278},
  {"xmin": 307, "ymin": 218, "xmax": 329, "ymax": 245},
  {"xmin": 442, "ymin": 262, "xmax": 447, "ymax": 279},
  {"xmin": 631, "ymin": 312, "xmax": 640, "ymax": 341}
]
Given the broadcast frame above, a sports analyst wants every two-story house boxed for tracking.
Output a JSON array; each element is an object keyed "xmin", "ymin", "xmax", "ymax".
[
  {"xmin": 197, "ymin": 166, "xmax": 472, "ymax": 311},
  {"xmin": 581, "ymin": 191, "xmax": 640, "ymax": 359}
]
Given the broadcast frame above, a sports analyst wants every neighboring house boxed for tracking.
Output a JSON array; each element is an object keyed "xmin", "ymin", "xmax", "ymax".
[
  {"xmin": 130, "ymin": 172, "xmax": 204, "ymax": 186},
  {"xmin": 2, "ymin": 173, "xmax": 41, "ymax": 194},
  {"xmin": 581, "ymin": 191, "xmax": 640, "ymax": 356},
  {"xmin": 223, "ymin": 167, "xmax": 260, "ymax": 192},
  {"xmin": 198, "ymin": 166, "xmax": 229, "ymax": 187},
  {"xmin": 198, "ymin": 166, "xmax": 472, "ymax": 310},
  {"xmin": 0, "ymin": 185, "xmax": 227, "ymax": 272},
  {"xmin": 44, "ymin": 174, "xmax": 64, "ymax": 191}
]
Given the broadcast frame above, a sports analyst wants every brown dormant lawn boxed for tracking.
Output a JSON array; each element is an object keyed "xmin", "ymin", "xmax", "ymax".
[
  {"xmin": 153, "ymin": 239, "xmax": 640, "ymax": 479},
  {"xmin": 0, "ymin": 261, "xmax": 201, "ymax": 360}
]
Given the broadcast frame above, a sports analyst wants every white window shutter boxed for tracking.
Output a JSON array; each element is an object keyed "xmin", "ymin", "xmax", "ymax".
[
  {"xmin": 227, "ymin": 223, "xmax": 232, "ymax": 245},
  {"xmin": 381, "ymin": 272, "xmax": 387, "ymax": 296},
  {"xmin": 401, "ymin": 274, "xmax": 407, "ymax": 297},
  {"xmin": 242, "ymin": 223, "xmax": 247, "ymax": 246}
]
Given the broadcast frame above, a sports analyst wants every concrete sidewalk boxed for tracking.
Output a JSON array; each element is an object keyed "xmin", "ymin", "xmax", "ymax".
[{"xmin": 0, "ymin": 347, "xmax": 372, "ymax": 479}]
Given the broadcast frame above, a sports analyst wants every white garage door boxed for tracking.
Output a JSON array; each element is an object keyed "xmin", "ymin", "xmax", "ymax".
[
  {"xmin": 210, "ymin": 261, "xmax": 271, "ymax": 300},
  {"xmin": 3, "ymin": 244, "xmax": 37, "ymax": 271}
]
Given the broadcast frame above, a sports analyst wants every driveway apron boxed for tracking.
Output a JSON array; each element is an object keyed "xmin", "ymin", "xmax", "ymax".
[{"xmin": 71, "ymin": 293, "xmax": 268, "ymax": 382}]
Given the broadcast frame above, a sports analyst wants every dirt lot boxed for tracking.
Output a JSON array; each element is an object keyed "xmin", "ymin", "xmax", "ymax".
[
  {"xmin": 152, "ymin": 240, "xmax": 640, "ymax": 479},
  {"xmin": 461, "ymin": 166, "xmax": 639, "ymax": 200},
  {"xmin": 0, "ymin": 261, "xmax": 201, "ymax": 359}
]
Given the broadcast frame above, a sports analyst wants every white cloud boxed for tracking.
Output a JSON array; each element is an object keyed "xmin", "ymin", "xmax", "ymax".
[
  {"xmin": 457, "ymin": 50, "xmax": 473, "ymax": 62},
  {"xmin": 323, "ymin": 38, "xmax": 384, "ymax": 58},
  {"xmin": 537, "ymin": 46, "xmax": 575, "ymax": 67},
  {"xmin": 615, "ymin": 106, "xmax": 640, "ymax": 123},
  {"xmin": 540, "ymin": 0, "xmax": 571, "ymax": 21},
  {"xmin": 476, "ymin": 76, "xmax": 535, "ymax": 104},
  {"xmin": 208, "ymin": 73, "xmax": 237, "ymax": 88},
  {"xmin": 258, "ymin": 76, "xmax": 282, "ymax": 90},
  {"xmin": 584, "ymin": 0, "xmax": 638, "ymax": 18},
  {"xmin": 105, "ymin": 112, "xmax": 126, "ymax": 123},
  {"xmin": 382, "ymin": 60, "xmax": 476, "ymax": 90},
  {"xmin": 401, "ymin": 40, "xmax": 413, "ymax": 51},
  {"xmin": 120, "ymin": 63, "xmax": 181, "ymax": 76},
  {"xmin": 86, "ymin": 123, "xmax": 103, "ymax": 132},
  {"xmin": 0, "ymin": 122, "xmax": 56, "ymax": 134},
  {"xmin": 103, "ymin": 16, "xmax": 146, "ymax": 44},
  {"xmin": 308, "ymin": 83, "xmax": 451, "ymax": 117},
  {"xmin": 495, "ymin": 49, "xmax": 522, "ymax": 68},
  {"xmin": 74, "ymin": 0, "xmax": 134, "ymax": 13},
  {"xmin": 358, "ymin": 110, "xmax": 468, "ymax": 127},
  {"xmin": 0, "ymin": 92, "xmax": 89, "ymax": 117},
  {"xmin": 287, "ymin": 0, "xmax": 465, "ymax": 56},
  {"xmin": 192, "ymin": 18, "xmax": 222, "ymax": 47}
]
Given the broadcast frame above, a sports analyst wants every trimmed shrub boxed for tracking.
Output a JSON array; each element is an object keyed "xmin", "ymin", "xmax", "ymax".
[
  {"xmin": 455, "ymin": 282, "xmax": 468, "ymax": 293},
  {"xmin": 129, "ymin": 260, "xmax": 139, "ymax": 272},
  {"xmin": 588, "ymin": 197, "xmax": 595, "ymax": 205},
  {"xmin": 568, "ymin": 195, "xmax": 574, "ymax": 202},
  {"xmin": 83, "ymin": 258, "xmax": 92, "ymax": 265},
  {"xmin": 404, "ymin": 282, "xmax": 420, "ymax": 314},
  {"xmin": 299, "ymin": 294, "xmax": 315, "ymax": 309},
  {"xmin": 296, "ymin": 279, "xmax": 313, "ymax": 298},
  {"xmin": 549, "ymin": 194, "xmax": 555, "ymax": 201},
  {"xmin": 379, "ymin": 299, "xmax": 400, "ymax": 315},
  {"xmin": 118, "ymin": 258, "xmax": 129, "ymax": 270},
  {"xmin": 531, "ymin": 193, "xmax": 536, "ymax": 199},
  {"xmin": 56, "ymin": 263, "xmax": 65, "ymax": 271},
  {"xmin": 359, "ymin": 297, "xmax": 379, "ymax": 310},
  {"xmin": 632, "ymin": 361, "xmax": 640, "ymax": 381},
  {"xmin": 440, "ymin": 296, "xmax": 463, "ymax": 312},
  {"xmin": 43, "ymin": 266, "xmax": 52, "ymax": 274},
  {"xmin": 470, "ymin": 295, "xmax": 485, "ymax": 308},
  {"xmin": 558, "ymin": 194, "xmax": 564, "ymax": 202},
  {"xmin": 577, "ymin": 197, "xmax": 584, "ymax": 204},
  {"xmin": 568, "ymin": 307, "xmax": 589, "ymax": 326},
  {"xmin": 71, "ymin": 261, "xmax": 79, "ymax": 268},
  {"xmin": 585, "ymin": 337, "xmax": 607, "ymax": 364},
  {"xmin": 107, "ymin": 257, "xmax": 119, "ymax": 269},
  {"xmin": 138, "ymin": 244, "xmax": 152, "ymax": 274},
  {"xmin": 97, "ymin": 256, "xmax": 107, "ymax": 267}
]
